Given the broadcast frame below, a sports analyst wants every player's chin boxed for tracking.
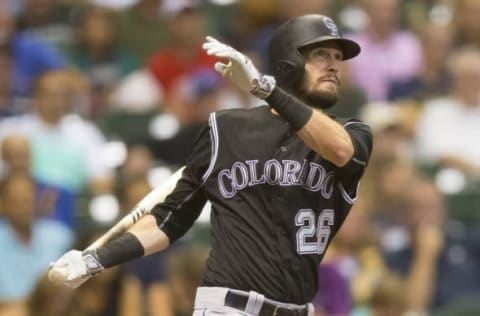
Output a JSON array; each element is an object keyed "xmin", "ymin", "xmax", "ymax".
[{"xmin": 301, "ymin": 90, "xmax": 338, "ymax": 110}]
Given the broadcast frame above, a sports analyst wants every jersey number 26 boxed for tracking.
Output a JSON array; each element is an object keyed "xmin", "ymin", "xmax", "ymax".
[{"xmin": 295, "ymin": 208, "xmax": 334, "ymax": 255}]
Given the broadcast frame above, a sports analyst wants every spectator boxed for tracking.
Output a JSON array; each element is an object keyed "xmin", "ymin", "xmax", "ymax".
[
  {"xmin": 69, "ymin": 7, "xmax": 138, "ymax": 119},
  {"xmin": 147, "ymin": 0, "xmax": 216, "ymax": 97},
  {"xmin": 0, "ymin": 47, "xmax": 13, "ymax": 117},
  {"xmin": 353, "ymin": 107, "xmax": 444, "ymax": 312},
  {"xmin": 167, "ymin": 245, "xmax": 210, "ymax": 316},
  {"xmin": 99, "ymin": 70, "xmax": 163, "ymax": 147},
  {"xmin": 401, "ymin": 179, "xmax": 445, "ymax": 314},
  {"xmin": 356, "ymin": 103, "xmax": 449, "ymax": 312},
  {"xmin": 415, "ymin": 47, "xmax": 480, "ymax": 176},
  {"xmin": 358, "ymin": 101, "xmax": 415, "ymax": 214},
  {"xmin": 146, "ymin": 2, "xmax": 228, "ymax": 165},
  {"xmin": 237, "ymin": 0, "xmax": 333, "ymax": 72},
  {"xmin": 114, "ymin": 0, "xmax": 169, "ymax": 64},
  {"xmin": 388, "ymin": 21, "xmax": 454, "ymax": 102},
  {"xmin": 119, "ymin": 145, "xmax": 155, "ymax": 181},
  {"xmin": 313, "ymin": 263, "xmax": 352, "ymax": 316},
  {"xmin": 314, "ymin": 200, "xmax": 383, "ymax": 315},
  {"xmin": 149, "ymin": 68, "xmax": 230, "ymax": 166},
  {"xmin": 0, "ymin": 9, "xmax": 67, "ymax": 111},
  {"xmin": 27, "ymin": 273, "xmax": 76, "ymax": 316},
  {"xmin": 0, "ymin": 134, "xmax": 77, "ymax": 229},
  {"xmin": 336, "ymin": 179, "xmax": 442, "ymax": 315},
  {"xmin": 164, "ymin": 68, "xmax": 224, "ymax": 125},
  {"xmin": 59, "ymin": 67, "xmax": 92, "ymax": 118},
  {"xmin": 15, "ymin": 0, "xmax": 78, "ymax": 53},
  {"xmin": 0, "ymin": 135, "xmax": 30, "ymax": 176},
  {"xmin": 347, "ymin": 0, "xmax": 423, "ymax": 102},
  {"xmin": 2, "ymin": 0, "xmax": 24, "ymax": 16},
  {"xmin": 371, "ymin": 157, "xmax": 417, "ymax": 223},
  {"xmin": 278, "ymin": 0, "xmax": 332, "ymax": 21},
  {"xmin": 0, "ymin": 172, "xmax": 73, "ymax": 310},
  {"xmin": 326, "ymin": 62, "xmax": 368, "ymax": 119},
  {"xmin": 362, "ymin": 271, "xmax": 406, "ymax": 316},
  {"xmin": 0, "ymin": 70, "xmax": 114, "ymax": 227},
  {"xmin": 107, "ymin": 69, "xmax": 163, "ymax": 115},
  {"xmin": 379, "ymin": 178, "xmax": 480, "ymax": 312},
  {"xmin": 453, "ymin": 0, "xmax": 480, "ymax": 48},
  {"xmin": 85, "ymin": 0, "xmax": 137, "ymax": 10},
  {"xmin": 232, "ymin": 0, "xmax": 281, "ymax": 70}
]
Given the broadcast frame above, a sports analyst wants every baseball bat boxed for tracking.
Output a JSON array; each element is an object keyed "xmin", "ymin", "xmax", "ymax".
[
  {"xmin": 49, "ymin": 166, "xmax": 185, "ymax": 283},
  {"xmin": 86, "ymin": 166, "xmax": 185, "ymax": 249}
]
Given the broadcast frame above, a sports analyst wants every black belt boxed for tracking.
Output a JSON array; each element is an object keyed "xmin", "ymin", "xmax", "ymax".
[{"xmin": 225, "ymin": 291, "xmax": 309, "ymax": 316}]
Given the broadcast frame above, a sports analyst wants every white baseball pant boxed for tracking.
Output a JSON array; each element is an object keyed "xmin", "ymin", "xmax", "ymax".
[{"xmin": 192, "ymin": 286, "xmax": 315, "ymax": 316}]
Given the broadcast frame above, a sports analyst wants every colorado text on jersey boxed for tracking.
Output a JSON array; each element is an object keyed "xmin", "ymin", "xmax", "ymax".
[{"xmin": 217, "ymin": 159, "xmax": 334, "ymax": 199}]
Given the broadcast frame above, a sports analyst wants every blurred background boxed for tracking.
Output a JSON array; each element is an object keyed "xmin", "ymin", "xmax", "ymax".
[{"xmin": 0, "ymin": 0, "xmax": 479, "ymax": 315}]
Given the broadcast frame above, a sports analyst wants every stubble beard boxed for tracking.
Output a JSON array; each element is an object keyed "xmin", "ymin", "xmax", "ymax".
[{"xmin": 295, "ymin": 81, "xmax": 339, "ymax": 110}]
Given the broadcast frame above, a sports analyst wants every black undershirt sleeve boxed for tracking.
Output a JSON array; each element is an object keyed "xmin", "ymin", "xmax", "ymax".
[{"xmin": 150, "ymin": 125, "xmax": 211, "ymax": 242}]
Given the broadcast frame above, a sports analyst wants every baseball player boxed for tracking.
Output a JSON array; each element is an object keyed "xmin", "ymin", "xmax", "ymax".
[{"xmin": 50, "ymin": 14, "xmax": 372, "ymax": 316}]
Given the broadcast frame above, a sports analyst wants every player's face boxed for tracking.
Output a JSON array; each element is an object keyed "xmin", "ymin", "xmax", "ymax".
[{"xmin": 297, "ymin": 43, "xmax": 343, "ymax": 109}]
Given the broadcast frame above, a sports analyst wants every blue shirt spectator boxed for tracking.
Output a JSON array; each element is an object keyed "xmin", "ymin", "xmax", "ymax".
[
  {"xmin": 10, "ymin": 32, "xmax": 67, "ymax": 100},
  {"xmin": 0, "ymin": 172, "xmax": 74, "ymax": 302},
  {"xmin": 0, "ymin": 218, "xmax": 73, "ymax": 301}
]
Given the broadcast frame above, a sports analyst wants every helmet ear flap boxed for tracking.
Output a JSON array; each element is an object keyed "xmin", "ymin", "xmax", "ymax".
[
  {"xmin": 276, "ymin": 60, "xmax": 295, "ymax": 75},
  {"xmin": 274, "ymin": 58, "xmax": 305, "ymax": 90}
]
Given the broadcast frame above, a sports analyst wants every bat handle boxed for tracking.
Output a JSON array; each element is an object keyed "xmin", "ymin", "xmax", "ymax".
[{"xmin": 85, "ymin": 206, "xmax": 148, "ymax": 251}]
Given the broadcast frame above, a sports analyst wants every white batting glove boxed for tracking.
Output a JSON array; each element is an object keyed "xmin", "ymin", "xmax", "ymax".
[
  {"xmin": 202, "ymin": 36, "xmax": 276, "ymax": 99},
  {"xmin": 49, "ymin": 249, "xmax": 104, "ymax": 288}
]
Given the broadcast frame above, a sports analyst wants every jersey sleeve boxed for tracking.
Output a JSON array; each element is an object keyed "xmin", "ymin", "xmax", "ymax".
[
  {"xmin": 150, "ymin": 122, "xmax": 213, "ymax": 243},
  {"xmin": 337, "ymin": 119, "xmax": 373, "ymax": 203}
]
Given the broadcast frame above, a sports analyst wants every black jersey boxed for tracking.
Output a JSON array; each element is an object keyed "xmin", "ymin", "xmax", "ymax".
[{"xmin": 152, "ymin": 105, "xmax": 372, "ymax": 304}]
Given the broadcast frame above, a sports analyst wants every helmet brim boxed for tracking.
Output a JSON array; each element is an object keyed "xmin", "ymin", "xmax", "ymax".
[{"xmin": 299, "ymin": 36, "xmax": 361, "ymax": 60}]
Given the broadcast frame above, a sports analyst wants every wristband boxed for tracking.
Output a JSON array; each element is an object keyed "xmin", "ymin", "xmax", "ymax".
[
  {"xmin": 95, "ymin": 232, "xmax": 145, "ymax": 268},
  {"xmin": 265, "ymin": 86, "xmax": 313, "ymax": 131}
]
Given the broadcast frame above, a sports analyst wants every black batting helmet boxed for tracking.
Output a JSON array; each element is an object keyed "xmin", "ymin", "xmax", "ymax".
[{"xmin": 268, "ymin": 14, "xmax": 360, "ymax": 89}]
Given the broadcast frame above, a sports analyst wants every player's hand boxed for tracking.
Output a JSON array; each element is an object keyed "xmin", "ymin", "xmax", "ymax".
[
  {"xmin": 48, "ymin": 249, "xmax": 104, "ymax": 288},
  {"xmin": 202, "ymin": 36, "xmax": 276, "ymax": 99}
]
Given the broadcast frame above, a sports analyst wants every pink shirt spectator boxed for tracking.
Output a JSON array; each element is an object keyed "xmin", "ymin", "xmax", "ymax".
[{"xmin": 348, "ymin": 31, "xmax": 423, "ymax": 101}]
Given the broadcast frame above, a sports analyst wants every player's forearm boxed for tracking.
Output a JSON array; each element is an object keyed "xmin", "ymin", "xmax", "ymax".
[
  {"xmin": 297, "ymin": 110, "xmax": 353, "ymax": 166},
  {"xmin": 127, "ymin": 214, "xmax": 170, "ymax": 255},
  {"xmin": 265, "ymin": 86, "xmax": 353, "ymax": 166},
  {"xmin": 96, "ymin": 215, "xmax": 170, "ymax": 268}
]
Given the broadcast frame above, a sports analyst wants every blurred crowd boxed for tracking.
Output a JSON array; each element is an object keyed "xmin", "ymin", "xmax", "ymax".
[{"xmin": 0, "ymin": 0, "xmax": 480, "ymax": 315}]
